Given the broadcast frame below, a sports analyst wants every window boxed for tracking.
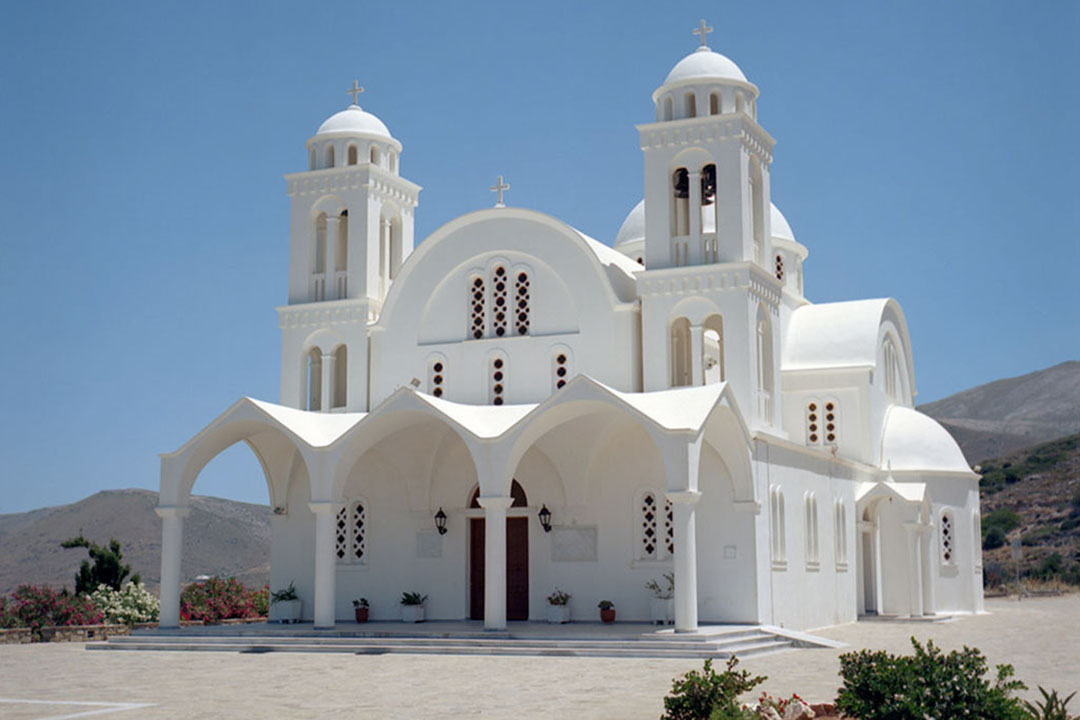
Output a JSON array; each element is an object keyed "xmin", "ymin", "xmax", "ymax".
[
  {"xmin": 489, "ymin": 355, "xmax": 506, "ymax": 405},
  {"xmin": 749, "ymin": 159, "xmax": 764, "ymax": 264},
  {"xmin": 335, "ymin": 212, "xmax": 348, "ymax": 298},
  {"xmin": 703, "ymin": 314, "xmax": 724, "ymax": 384},
  {"xmin": 769, "ymin": 486, "xmax": 786, "ymax": 565},
  {"xmin": 775, "ymin": 253, "xmax": 784, "ymax": 281},
  {"xmin": 428, "ymin": 357, "xmax": 446, "ymax": 398},
  {"xmin": 325, "ymin": 144, "xmax": 335, "ymax": 168},
  {"xmin": 805, "ymin": 492, "xmax": 820, "ymax": 567},
  {"xmin": 941, "ymin": 511, "xmax": 954, "ymax": 564},
  {"xmin": 685, "ymin": 92, "xmax": 696, "ymax": 118},
  {"xmin": 835, "ymin": 499, "xmax": 848, "ymax": 569},
  {"xmin": 347, "ymin": 144, "xmax": 358, "ymax": 165},
  {"xmin": 469, "ymin": 276, "xmax": 486, "ymax": 339},
  {"xmin": 332, "ymin": 345, "xmax": 347, "ymax": 409},
  {"xmin": 369, "ymin": 146, "xmax": 379, "ymax": 165},
  {"xmin": 305, "ymin": 348, "xmax": 322, "ymax": 411},
  {"xmin": 671, "ymin": 168, "xmax": 689, "ymax": 237},
  {"xmin": 883, "ymin": 338, "xmax": 904, "ymax": 402},
  {"xmin": 709, "ymin": 92, "xmax": 720, "ymax": 115},
  {"xmin": 670, "ymin": 317, "xmax": 692, "ymax": 387},
  {"xmin": 308, "ymin": 148, "xmax": 316, "ymax": 171},
  {"xmin": 514, "ymin": 271, "xmax": 530, "ymax": 335},
  {"xmin": 389, "ymin": 152, "xmax": 397, "ymax": 174},
  {"xmin": 552, "ymin": 350, "xmax": 570, "ymax": 391},
  {"xmin": 312, "ymin": 214, "xmax": 327, "ymax": 301},
  {"xmin": 335, "ymin": 501, "xmax": 366, "ymax": 565},
  {"xmin": 638, "ymin": 491, "xmax": 673, "ymax": 561},
  {"xmin": 663, "ymin": 96, "xmax": 673, "ymax": 121},
  {"xmin": 806, "ymin": 399, "xmax": 838, "ymax": 446},
  {"xmin": 492, "ymin": 266, "xmax": 508, "ymax": 337}
]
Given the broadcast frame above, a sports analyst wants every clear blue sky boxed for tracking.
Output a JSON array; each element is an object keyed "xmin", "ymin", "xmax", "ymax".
[{"xmin": 1, "ymin": 1, "xmax": 1077, "ymax": 513}]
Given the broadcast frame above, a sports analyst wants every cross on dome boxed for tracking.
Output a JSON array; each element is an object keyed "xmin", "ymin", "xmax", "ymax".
[
  {"xmin": 490, "ymin": 175, "xmax": 510, "ymax": 207},
  {"xmin": 692, "ymin": 19, "xmax": 713, "ymax": 47},
  {"xmin": 347, "ymin": 80, "xmax": 364, "ymax": 106}
]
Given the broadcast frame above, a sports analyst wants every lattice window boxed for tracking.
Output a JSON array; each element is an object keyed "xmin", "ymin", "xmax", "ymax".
[
  {"xmin": 469, "ymin": 276, "xmax": 486, "ymax": 339},
  {"xmin": 428, "ymin": 357, "xmax": 445, "ymax": 398},
  {"xmin": 492, "ymin": 266, "xmax": 508, "ymax": 337},
  {"xmin": 334, "ymin": 506, "xmax": 348, "ymax": 561},
  {"xmin": 490, "ymin": 356, "xmax": 506, "ymax": 405},
  {"xmin": 664, "ymin": 498, "xmax": 674, "ymax": 557},
  {"xmin": 823, "ymin": 401, "xmax": 838, "ymax": 445},
  {"xmin": 552, "ymin": 350, "xmax": 570, "ymax": 391},
  {"xmin": 807, "ymin": 399, "xmax": 838, "ymax": 446},
  {"xmin": 775, "ymin": 253, "xmax": 784, "ymax": 281},
  {"xmin": 351, "ymin": 502, "xmax": 366, "ymax": 562},
  {"xmin": 941, "ymin": 512, "xmax": 954, "ymax": 564},
  {"xmin": 640, "ymin": 492, "xmax": 659, "ymax": 559},
  {"xmin": 514, "ymin": 271, "xmax": 530, "ymax": 335},
  {"xmin": 806, "ymin": 401, "xmax": 820, "ymax": 446}
]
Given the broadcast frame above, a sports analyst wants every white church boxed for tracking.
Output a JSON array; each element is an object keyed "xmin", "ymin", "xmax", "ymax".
[{"xmin": 157, "ymin": 25, "xmax": 984, "ymax": 633}]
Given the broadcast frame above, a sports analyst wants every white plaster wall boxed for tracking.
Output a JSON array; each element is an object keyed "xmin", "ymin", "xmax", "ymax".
[
  {"xmin": 925, "ymin": 474, "xmax": 984, "ymax": 614},
  {"xmin": 269, "ymin": 465, "xmax": 316, "ymax": 621}
]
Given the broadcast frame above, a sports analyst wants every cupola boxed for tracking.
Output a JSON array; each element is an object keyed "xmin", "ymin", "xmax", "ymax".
[{"xmin": 305, "ymin": 81, "xmax": 402, "ymax": 174}]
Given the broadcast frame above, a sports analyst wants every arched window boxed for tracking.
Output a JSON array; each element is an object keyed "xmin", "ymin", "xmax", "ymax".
[
  {"xmin": 805, "ymin": 492, "xmax": 820, "ymax": 566},
  {"xmin": 334, "ymin": 500, "xmax": 367, "ymax": 565},
  {"xmin": 332, "ymin": 345, "xmax": 347, "ymax": 409},
  {"xmin": 552, "ymin": 349, "xmax": 571, "ymax": 391},
  {"xmin": 312, "ymin": 213, "xmax": 327, "ymax": 301},
  {"xmin": 685, "ymin": 92, "xmax": 696, "ymax": 118},
  {"xmin": 703, "ymin": 314, "xmax": 724, "ymax": 384},
  {"xmin": 670, "ymin": 317, "xmax": 692, "ymax": 387},
  {"xmin": 709, "ymin": 92, "xmax": 720, "ymax": 115},
  {"xmin": 749, "ymin": 158, "xmax": 764, "ymax": 264},
  {"xmin": 940, "ymin": 511, "xmax": 955, "ymax": 564},
  {"xmin": 305, "ymin": 348, "xmax": 322, "ymax": 411},
  {"xmin": 769, "ymin": 485, "xmax": 786, "ymax": 565},
  {"xmin": 428, "ymin": 356, "xmax": 446, "ymax": 398},
  {"xmin": 835, "ymin": 499, "xmax": 848, "ymax": 568},
  {"xmin": 491, "ymin": 266, "xmax": 508, "ymax": 337},
  {"xmin": 514, "ymin": 271, "xmax": 530, "ymax": 335},
  {"xmin": 671, "ymin": 168, "xmax": 690, "ymax": 238},
  {"xmin": 755, "ymin": 305, "xmax": 774, "ymax": 424},
  {"xmin": 389, "ymin": 152, "xmax": 397, "ymax": 174},
  {"xmin": 469, "ymin": 275, "xmax": 486, "ymax": 339},
  {"xmin": 369, "ymin": 146, "xmax": 379, "ymax": 165},
  {"xmin": 663, "ymin": 96, "xmax": 673, "ymax": 121},
  {"xmin": 489, "ymin": 354, "xmax": 506, "ymax": 405},
  {"xmin": 336, "ymin": 211, "xmax": 349, "ymax": 298},
  {"xmin": 308, "ymin": 148, "xmax": 316, "ymax": 171},
  {"xmin": 325, "ymin": 144, "xmax": 335, "ymax": 168},
  {"xmin": 883, "ymin": 337, "xmax": 904, "ymax": 403},
  {"xmin": 347, "ymin": 144, "xmax": 358, "ymax": 165}
]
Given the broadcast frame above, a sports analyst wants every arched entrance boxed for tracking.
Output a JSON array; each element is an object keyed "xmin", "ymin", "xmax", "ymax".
[{"xmin": 469, "ymin": 481, "xmax": 529, "ymax": 621}]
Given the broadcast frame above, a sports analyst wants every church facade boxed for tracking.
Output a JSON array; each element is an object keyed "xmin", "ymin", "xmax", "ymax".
[{"xmin": 157, "ymin": 29, "xmax": 984, "ymax": 632}]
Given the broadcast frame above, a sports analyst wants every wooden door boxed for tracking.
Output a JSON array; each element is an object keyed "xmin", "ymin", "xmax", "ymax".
[
  {"xmin": 469, "ymin": 516, "xmax": 530, "ymax": 622},
  {"xmin": 469, "ymin": 518, "xmax": 485, "ymax": 620}
]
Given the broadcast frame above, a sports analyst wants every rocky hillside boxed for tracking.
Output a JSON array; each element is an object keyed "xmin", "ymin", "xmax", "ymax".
[
  {"xmin": 977, "ymin": 433, "xmax": 1080, "ymax": 585},
  {"xmin": 918, "ymin": 361, "xmax": 1080, "ymax": 464},
  {"xmin": 0, "ymin": 489, "xmax": 270, "ymax": 595}
]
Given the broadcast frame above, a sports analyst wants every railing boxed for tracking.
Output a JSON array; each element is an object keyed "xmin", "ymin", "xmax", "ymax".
[
  {"xmin": 335, "ymin": 271, "xmax": 348, "ymax": 299},
  {"xmin": 312, "ymin": 273, "xmax": 326, "ymax": 302},
  {"xmin": 671, "ymin": 233, "xmax": 718, "ymax": 266}
]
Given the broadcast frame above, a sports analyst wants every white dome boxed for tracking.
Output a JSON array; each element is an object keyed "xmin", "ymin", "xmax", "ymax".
[
  {"xmin": 664, "ymin": 47, "xmax": 748, "ymax": 86},
  {"xmin": 614, "ymin": 200, "xmax": 645, "ymax": 247},
  {"xmin": 770, "ymin": 203, "xmax": 795, "ymax": 242},
  {"xmin": 316, "ymin": 105, "xmax": 391, "ymax": 139},
  {"xmin": 880, "ymin": 406, "xmax": 972, "ymax": 474}
]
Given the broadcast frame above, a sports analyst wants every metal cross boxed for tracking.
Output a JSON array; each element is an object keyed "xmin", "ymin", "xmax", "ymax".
[
  {"xmin": 692, "ymin": 19, "xmax": 713, "ymax": 47},
  {"xmin": 490, "ymin": 175, "xmax": 510, "ymax": 207},
  {"xmin": 347, "ymin": 80, "xmax": 364, "ymax": 105}
]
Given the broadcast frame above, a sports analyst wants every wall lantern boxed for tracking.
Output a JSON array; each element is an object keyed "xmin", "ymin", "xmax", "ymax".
[
  {"xmin": 434, "ymin": 507, "xmax": 448, "ymax": 535},
  {"xmin": 538, "ymin": 504, "xmax": 552, "ymax": 533}
]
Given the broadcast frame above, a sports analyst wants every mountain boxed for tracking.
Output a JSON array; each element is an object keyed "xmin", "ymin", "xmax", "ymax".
[
  {"xmin": 918, "ymin": 361, "xmax": 1080, "ymax": 464},
  {"xmin": 0, "ymin": 489, "xmax": 269, "ymax": 596}
]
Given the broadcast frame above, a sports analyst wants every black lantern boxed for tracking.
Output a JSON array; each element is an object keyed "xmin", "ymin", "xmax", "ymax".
[
  {"xmin": 538, "ymin": 504, "xmax": 552, "ymax": 533},
  {"xmin": 434, "ymin": 507, "xmax": 448, "ymax": 535}
]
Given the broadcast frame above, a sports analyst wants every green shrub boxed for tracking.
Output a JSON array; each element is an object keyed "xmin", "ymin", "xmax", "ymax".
[
  {"xmin": 1033, "ymin": 552, "xmax": 1066, "ymax": 580},
  {"xmin": 985, "ymin": 508, "xmax": 1023, "ymax": 536},
  {"xmin": 1022, "ymin": 686, "xmax": 1076, "ymax": 720},
  {"xmin": 60, "ymin": 535, "xmax": 138, "ymax": 595},
  {"xmin": 836, "ymin": 638, "xmax": 1026, "ymax": 720},
  {"xmin": 1021, "ymin": 527, "xmax": 1054, "ymax": 546},
  {"xmin": 90, "ymin": 582, "xmax": 159, "ymax": 625},
  {"xmin": 661, "ymin": 657, "xmax": 765, "ymax": 720},
  {"xmin": 985, "ymin": 526, "xmax": 1007, "ymax": 550}
]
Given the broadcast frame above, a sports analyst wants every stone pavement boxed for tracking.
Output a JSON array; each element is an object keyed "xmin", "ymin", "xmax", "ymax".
[{"xmin": 0, "ymin": 596, "xmax": 1076, "ymax": 719}]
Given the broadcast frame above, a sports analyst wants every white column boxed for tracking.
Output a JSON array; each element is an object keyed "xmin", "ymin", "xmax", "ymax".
[
  {"xmin": 155, "ymin": 505, "xmax": 190, "ymax": 628},
  {"xmin": 310, "ymin": 502, "xmax": 337, "ymax": 628},
  {"xmin": 477, "ymin": 495, "xmax": 513, "ymax": 631},
  {"xmin": 857, "ymin": 520, "xmax": 875, "ymax": 615},
  {"xmin": 688, "ymin": 169, "xmax": 702, "ymax": 263},
  {"xmin": 689, "ymin": 324, "xmax": 704, "ymax": 386},
  {"xmin": 904, "ymin": 522, "xmax": 924, "ymax": 617},
  {"xmin": 667, "ymin": 490, "xmax": 702, "ymax": 633},
  {"xmin": 324, "ymin": 215, "xmax": 340, "ymax": 299},
  {"xmin": 320, "ymin": 352, "xmax": 335, "ymax": 412}
]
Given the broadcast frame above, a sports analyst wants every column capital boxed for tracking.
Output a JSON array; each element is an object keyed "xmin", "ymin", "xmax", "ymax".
[
  {"xmin": 477, "ymin": 495, "xmax": 514, "ymax": 511},
  {"xmin": 155, "ymin": 506, "xmax": 190, "ymax": 519},
  {"xmin": 666, "ymin": 489, "xmax": 702, "ymax": 506},
  {"xmin": 733, "ymin": 499, "xmax": 761, "ymax": 514},
  {"xmin": 308, "ymin": 501, "xmax": 336, "ymax": 515}
]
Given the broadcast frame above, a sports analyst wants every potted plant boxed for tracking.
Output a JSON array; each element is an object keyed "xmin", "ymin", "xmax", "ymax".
[
  {"xmin": 597, "ymin": 600, "xmax": 616, "ymax": 624},
  {"xmin": 399, "ymin": 591, "xmax": 427, "ymax": 623},
  {"xmin": 646, "ymin": 572, "xmax": 675, "ymax": 625},
  {"xmin": 352, "ymin": 598, "xmax": 369, "ymax": 623},
  {"xmin": 270, "ymin": 581, "xmax": 301, "ymax": 623},
  {"xmin": 546, "ymin": 589, "xmax": 571, "ymax": 624}
]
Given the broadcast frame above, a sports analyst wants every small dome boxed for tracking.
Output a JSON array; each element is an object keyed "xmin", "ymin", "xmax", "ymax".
[
  {"xmin": 880, "ymin": 406, "xmax": 972, "ymax": 474},
  {"xmin": 316, "ymin": 105, "xmax": 391, "ymax": 139},
  {"xmin": 770, "ymin": 203, "xmax": 795, "ymax": 242},
  {"xmin": 664, "ymin": 47, "xmax": 748, "ymax": 86},
  {"xmin": 615, "ymin": 200, "xmax": 645, "ymax": 247}
]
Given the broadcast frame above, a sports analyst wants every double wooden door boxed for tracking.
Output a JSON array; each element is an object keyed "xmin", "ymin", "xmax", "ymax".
[{"xmin": 469, "ymin": 516, "xmax": 529, "ymax": 621}]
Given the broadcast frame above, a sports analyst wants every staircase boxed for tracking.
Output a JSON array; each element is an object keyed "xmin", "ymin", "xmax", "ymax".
[{"xmin": 90, "ymin": 625, "xmax": 804, "ymax": 659}]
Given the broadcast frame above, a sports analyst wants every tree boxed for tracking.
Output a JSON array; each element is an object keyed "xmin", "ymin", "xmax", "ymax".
[{"xmin": 60, "ymin": 534, "xmax": 138, "ymax": 595}]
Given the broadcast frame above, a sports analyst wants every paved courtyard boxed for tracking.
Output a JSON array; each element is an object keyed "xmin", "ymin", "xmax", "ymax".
[{"xmin": 0, "ymin": 596, "xmax": 1076, "ymax": 719}]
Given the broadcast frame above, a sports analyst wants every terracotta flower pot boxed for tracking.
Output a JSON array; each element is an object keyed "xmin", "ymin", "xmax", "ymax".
[
  {"xmin": 600, "ymin": 608, "xmax": 616, "ymax": 624},
  {"xmin": 354, "ymin": 607, "xmax": 369, "ymax": 623}
]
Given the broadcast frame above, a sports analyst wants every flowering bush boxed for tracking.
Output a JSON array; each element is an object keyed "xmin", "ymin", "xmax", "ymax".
[
  {"xmin": 179, "ymin": 577, "xmax": 265, "ymax": 624},
  {"xmin": 0, "ymin": 585, "xmax": 103, "ymax": 639},
  {"xmin": 90, "ymin": 582, "xmax": 159, "ymax": 625}
]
